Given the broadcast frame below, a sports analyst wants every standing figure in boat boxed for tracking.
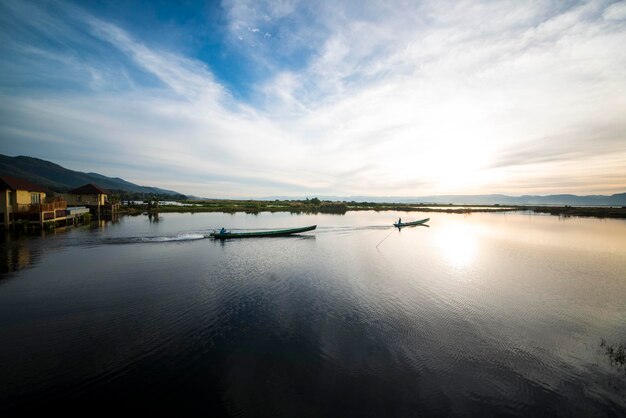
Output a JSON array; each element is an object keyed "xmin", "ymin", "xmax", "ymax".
[{"xmin": 398, "ymin": 217, "xmax": 402, "ymax": 225}]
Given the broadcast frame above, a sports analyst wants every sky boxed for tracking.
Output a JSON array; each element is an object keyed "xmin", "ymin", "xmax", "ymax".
[{"xmin": 1, "ymin": 0, "xmax": 625, "ymax": 197}]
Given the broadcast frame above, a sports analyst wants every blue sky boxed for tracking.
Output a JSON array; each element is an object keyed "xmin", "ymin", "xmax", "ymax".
[{"xmin": 1, "ymin": 0, "xmax": 626, "ymax": 197}]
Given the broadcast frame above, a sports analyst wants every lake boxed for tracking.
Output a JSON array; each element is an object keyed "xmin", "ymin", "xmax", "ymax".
[{"xmin": 1, "ymin": 211, "xmax": 625, "ymax": 416}]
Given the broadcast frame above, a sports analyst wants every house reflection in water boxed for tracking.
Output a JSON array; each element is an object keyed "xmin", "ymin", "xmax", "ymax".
[{"xmin": 0, "ymin": 233, "xmax": 39, "ymax": 275}]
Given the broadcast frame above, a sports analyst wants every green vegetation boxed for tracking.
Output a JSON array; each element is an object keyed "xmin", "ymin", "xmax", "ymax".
[
  {"xmin": 120, "ymin": 198, "xmax": 349, "ymax": 215},
  {"xmin": 110, "ymin": 192, "xmax": 187, "ymax": 203},
  {"xmin": 116, "ymin": 198, "xmax": 626, "ymax": 218},
  {"xmin": 526, "ymin": 205, "xmax": 626, "ymax": 218}
]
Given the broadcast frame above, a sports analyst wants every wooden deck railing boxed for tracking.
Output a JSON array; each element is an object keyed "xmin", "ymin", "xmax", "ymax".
[{"xmin": 20, "ymin": 200, "xmax": 67, "ymax": 213}]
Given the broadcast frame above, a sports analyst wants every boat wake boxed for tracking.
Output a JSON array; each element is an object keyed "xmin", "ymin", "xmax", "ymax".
[
  {"xmin": 139, "ymin": 233, "xmax": 207, "ymax": 242},
  {"xmin": 316, "ymin": 225, "xmax": 395, "ymax": 233},
  {"xmin": 102, "ymin": 233, "xmax": 210, "ymax": 244}
]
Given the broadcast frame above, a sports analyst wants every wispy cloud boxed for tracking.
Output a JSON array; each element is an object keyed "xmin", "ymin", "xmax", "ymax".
[
  {"xmin": 1, "ymin": 0, "xmax": 625, "ymax": 196},
  {"xmin": 88, "ymin": 18, "xmax": 226, "ymax": 102}
]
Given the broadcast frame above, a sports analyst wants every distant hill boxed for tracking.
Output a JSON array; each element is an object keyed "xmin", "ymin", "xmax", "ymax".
[
  {"xmin": 3, "ymin": 154, "xmax": 623, "ymax": 205},
  {"xmin": 266, "ymin": 193, "xmax": 626, "ymax": 206},
  {"xmin": 0, "ymin": 154, "xmax": 182, "ymax": 196}
]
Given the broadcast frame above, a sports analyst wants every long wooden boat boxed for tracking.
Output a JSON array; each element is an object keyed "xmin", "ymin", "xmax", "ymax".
[
  {"xmin": 393, "ymin": 218, "xmax": 430, "ymax": 228},
  {"xmin": 210, "ymin": 225, "xmax": 317, "ymax": 239}
]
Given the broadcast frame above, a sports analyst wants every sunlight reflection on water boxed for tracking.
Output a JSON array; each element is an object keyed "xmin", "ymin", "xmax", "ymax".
[
  {"xmin": 436, "ymin": 221, "xmax": 479, "ymax": 268},
  {"xmin": 1, "ymin": 211, "xmax": 625, "ymax": 415}
]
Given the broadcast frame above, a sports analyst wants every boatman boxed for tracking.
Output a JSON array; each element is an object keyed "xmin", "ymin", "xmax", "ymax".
[
  {"xmin": 398, "ymin": 217, "xmax": 401, "ymax": 225},
  {"xmin": 220, "ymin": 227, "xmax": 226, "ymax": 235}
]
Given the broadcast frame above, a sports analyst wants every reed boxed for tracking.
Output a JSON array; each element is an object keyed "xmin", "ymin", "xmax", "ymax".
[{"xmin": 116, "ymin": 199, "xmax": 626, "ymax": 218}]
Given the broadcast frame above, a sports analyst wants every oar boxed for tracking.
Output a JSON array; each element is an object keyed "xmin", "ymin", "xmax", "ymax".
[{"xmin": 376, "ymin": 229, "xmax": 394, "ymax": 248}]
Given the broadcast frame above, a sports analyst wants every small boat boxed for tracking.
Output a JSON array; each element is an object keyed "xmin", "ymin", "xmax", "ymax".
[
  {"xmin": 210, "ymin": 225, "xmax": 317, "ymax": 239},
  {"xmin": 393, "ymin": 218, "xmax": 430, "ymax": 228}
]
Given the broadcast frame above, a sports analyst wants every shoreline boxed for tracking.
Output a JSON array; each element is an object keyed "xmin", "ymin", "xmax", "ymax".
[{"xmin": 117, "ymin": 200, "xmax": 626, "ymax": 219}]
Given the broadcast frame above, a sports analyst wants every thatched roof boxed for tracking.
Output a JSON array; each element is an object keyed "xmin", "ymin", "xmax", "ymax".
[
  {"xmin": 67, "ymin": 183, "xmax": 109, "ymax": 195},
  {"xmin": 0, "ymin": 175, "xmax": 47, "ymax": 192}
]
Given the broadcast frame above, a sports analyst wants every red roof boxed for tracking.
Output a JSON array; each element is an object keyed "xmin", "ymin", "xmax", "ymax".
[
  {"xmin": 67, "ymin": 183, "xmax": 109, "ymax": 195},
  {"xmin": 0, "ymin": 175, "xmax": 47, "ymax": 192}
]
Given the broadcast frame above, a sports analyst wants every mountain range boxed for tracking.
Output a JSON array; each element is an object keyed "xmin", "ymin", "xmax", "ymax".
[
  {"xmin": 2, "ymin": 154, "xmax": 624, "ymax": 205},
  {"xmin": 267, "ymin": 193, "xmax": 626, "ymax": 206},
  {"xmin": 0, "ymin": 154, "xmax": 181, "ymax": 196}
]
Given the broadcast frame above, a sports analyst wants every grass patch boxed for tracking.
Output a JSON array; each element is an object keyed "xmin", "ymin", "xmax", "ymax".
[{"xmin": 116, "ymin": 199, "xmax": 626, "ymax": 218}]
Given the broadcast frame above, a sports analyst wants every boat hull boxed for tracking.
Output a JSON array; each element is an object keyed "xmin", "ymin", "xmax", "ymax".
[
  {"xmin": 211, "ymin": 225, "xmax": 317, "ymax": 239},
  {"xmin": 393, "ymin": 218, "xmax": 430, "ymax": 228}
]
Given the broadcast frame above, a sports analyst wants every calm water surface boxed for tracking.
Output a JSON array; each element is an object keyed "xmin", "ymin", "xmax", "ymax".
[{"xmin": 1, "ymin": 211, "xmax": 625, "ymax": 416}]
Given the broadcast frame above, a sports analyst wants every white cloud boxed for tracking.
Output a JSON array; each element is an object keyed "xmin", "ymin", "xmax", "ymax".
[
  {"xmin": 88, "ymin": 18, "xmax": 225, "ymax": 103},
  {"xmin": 2, "ymin": 0, "xmax": 626, "ymax": 197},
  {"xmin": 603, "ymin": 0, "xmax": 626, "ymax": 20}
]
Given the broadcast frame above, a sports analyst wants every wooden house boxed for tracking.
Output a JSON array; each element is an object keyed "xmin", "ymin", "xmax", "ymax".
[
  {"xmin": 0, "ymin": 176, "xmax": 67, "ymax": 228},
  {"xmin": 64, "ymin": 183, "xmax": 118, "ymax": 218}
]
